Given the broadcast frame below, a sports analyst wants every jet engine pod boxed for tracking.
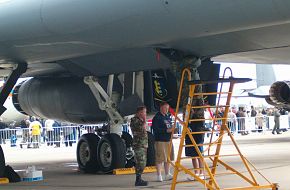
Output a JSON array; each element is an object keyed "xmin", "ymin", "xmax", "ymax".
[
  {"xmin": 269, "ymin": 81, "xmax": 290, "ymax": 104},
  {"xmin": 12, "ymin": 77, "xmax": 122, "ymax": 124}
]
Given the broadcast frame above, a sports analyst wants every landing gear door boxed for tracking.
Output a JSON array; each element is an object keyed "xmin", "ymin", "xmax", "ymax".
[{"xmin": 144, "ymin": 69, "xmax": 177, "ymax": 112}]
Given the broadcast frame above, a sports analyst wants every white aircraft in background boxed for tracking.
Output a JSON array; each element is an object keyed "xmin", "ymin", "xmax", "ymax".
[{"xmin": 0, "ymin": 80, "xmax": 27, "ymax": 126}]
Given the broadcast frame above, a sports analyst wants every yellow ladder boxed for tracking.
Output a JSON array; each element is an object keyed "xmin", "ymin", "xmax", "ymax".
[{"xmin": 169, "ymin": 67, "xmax": 278, "ymax": 190}]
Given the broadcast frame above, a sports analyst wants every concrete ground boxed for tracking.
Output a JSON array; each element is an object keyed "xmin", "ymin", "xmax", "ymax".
[{"xmin": 1, "ymin": 131, "xmax": 289, "ymax": 190}]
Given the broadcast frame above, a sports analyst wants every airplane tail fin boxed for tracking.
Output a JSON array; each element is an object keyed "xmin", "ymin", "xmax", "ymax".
[
  {"xmin": 248, "ymin": 64, "xmax": 276, "ymax": 97},
  {"xmin": 256, "ymin": 64, "xmax": 276, "ymax": 87}
]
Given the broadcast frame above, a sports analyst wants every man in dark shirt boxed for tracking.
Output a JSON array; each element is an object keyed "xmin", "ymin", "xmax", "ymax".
[
  {"xmin": 251, "ymin": 106, "xmax": 257, "ymax": 117},
  {"xmin": 152, "ymin": 102, "xmax": 174, "ymax": 182},
  {"xmin": 272, "ymin": 107, "xmax": 281, "ymax": 135}
]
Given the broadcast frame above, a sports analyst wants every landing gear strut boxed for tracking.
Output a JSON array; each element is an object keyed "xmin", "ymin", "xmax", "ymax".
[
  {"xmin": 76, "ymin": 75, "xmax": 126, "ymax": 173},
  {"xmin": 0, "ymin": 62, "xmax": 27, "ymax": 115},
  {"xmin": 0, "ymin": 62, "xmax": 27, "ymax": 177},
  {"xmin": 0, "ymin": 146, "xmax": 5, "ymax": 177},
  {"xmin": 84, "ymin": 75, "xmax": 124, "ymax": 135}
]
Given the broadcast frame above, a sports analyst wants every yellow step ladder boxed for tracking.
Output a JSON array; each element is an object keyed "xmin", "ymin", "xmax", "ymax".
[{"xmin": 169, "ymin": 67, "xmax": 278, "ymax": 190}]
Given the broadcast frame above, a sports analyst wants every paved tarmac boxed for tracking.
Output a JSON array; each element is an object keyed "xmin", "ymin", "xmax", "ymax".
[{"xmin": 1, "ymin": 131, "xmax": 289, "ymax": 190}]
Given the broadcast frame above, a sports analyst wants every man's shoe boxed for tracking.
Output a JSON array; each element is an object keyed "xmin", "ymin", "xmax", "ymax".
[
  {"xmin": 199, "ymin": 175, "xmax": 205, "ymax": 180},
  {"xmin": 187, "ymin": 173, "xmax": 199, "ymax": 181},
  {"xmin": 165, "ymin": 173, "xmax": 173, "ymax": 181},
  {"xmin": 187, "ymin": 175, "xmax": 195, "ymax": 181},
  {"xmin": 157, "ymin": 175, "xmax": 163, "ymax": 182},
  {"xmin": 135, "ymin": 179, "xmax": 148, "ymax": 186},
  {"xmin": 272, "ymin": 131, "xmax": 275, "ymax": 135},
  {"xmin": 277, "ymin": 132, "xmax": 282, "ymax": 134}
]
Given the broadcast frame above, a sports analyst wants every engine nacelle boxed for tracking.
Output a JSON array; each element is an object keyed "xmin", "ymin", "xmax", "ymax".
[
  {"xmin": 12, "ymin": 77, "xmax": 122, "ymax": 124},
  {"xmin": 11, "ymin": 60, "xmax": 220, "ymax": 124},
  {"xmin": 268, "ymin": 81, "xmax": 290, "ymax": 109}
]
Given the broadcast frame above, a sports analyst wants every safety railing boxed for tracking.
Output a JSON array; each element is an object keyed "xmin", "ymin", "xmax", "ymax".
[
  {"xmin": 172, "ymin": 115, "xmax": 290, "ymax": 137},
  {"xmin": 0, "ymin": 125, "xmax": 100, "ymax": 147},
  {"xmin": 0, "ymin": 115, "xmax": 289, "ymax": 146}
]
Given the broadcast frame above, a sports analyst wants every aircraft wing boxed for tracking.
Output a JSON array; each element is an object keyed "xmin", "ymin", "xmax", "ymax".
[
  {"xmin": 0, "ymin": 0, "xmax": 290, "ymax": 122},
  {"xmin": 247, "ymin": 86, "xmax": 271, "ymax": 98},
  {"xmin": 1, "ymin": 1, "xmax": 290, "ymax": 78}
]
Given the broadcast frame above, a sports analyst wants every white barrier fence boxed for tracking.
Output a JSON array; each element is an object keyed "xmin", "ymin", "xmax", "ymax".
[
  {"xmin": 0, "ymin": 115, "xmax": 289, "ymax": 147},
  {"xmin": 0, "ymin": 125, "xmax": 99, "ymax": 147},
  {"xmin": 235, "ymin": 115, "xmax": 289, "ymax": 133}
]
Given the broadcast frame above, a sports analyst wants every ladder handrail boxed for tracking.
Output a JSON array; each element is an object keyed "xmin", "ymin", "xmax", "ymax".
[
  {"xmin": 207, "ymin": 67, "xmax": 232, "ymax": 157},
  {"xmin": 170, "ymin": 67, "xmax": 276, "ymax": 190},
  {"xmin": 168, "ymin": 68, "xmax": 191, "ymax": 166}
]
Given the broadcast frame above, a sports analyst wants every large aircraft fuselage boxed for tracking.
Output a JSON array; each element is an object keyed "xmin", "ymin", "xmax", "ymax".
[{"xmin": 1, "ymin": 0, "xmax": 290, "ymax": 64}]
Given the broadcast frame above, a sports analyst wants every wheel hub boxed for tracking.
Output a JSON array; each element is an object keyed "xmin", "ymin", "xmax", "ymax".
[
  {"xmin": 79, "ymin": 142, "xmax": 90, "ymax": 165},
  {"xmin": 100, "ymin": 142, "xmax": 112, "ymax": 168}
]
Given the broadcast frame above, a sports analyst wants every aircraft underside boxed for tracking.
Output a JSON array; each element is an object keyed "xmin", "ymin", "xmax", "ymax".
[{"xmin": 1, "ymin": 0, "xmax": 290, "ymax": 176}]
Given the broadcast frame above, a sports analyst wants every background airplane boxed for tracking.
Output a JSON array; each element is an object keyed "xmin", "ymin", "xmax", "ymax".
[
  {"xmin": 1, "ymin": 0, "xmax": 290, "ymax": 175},
  {"xmin": 0, "ymin": 80, "xmax": 27, "ymax": 127}
]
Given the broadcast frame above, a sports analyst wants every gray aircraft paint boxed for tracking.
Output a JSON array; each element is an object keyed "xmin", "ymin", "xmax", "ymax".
[
  {"xmin": 1, "ymin": 0, "xmax": 290, "ymax": 78},
  {"xmin": 256, "ymin": 64, "xmax": 276, "ymax": 87}
]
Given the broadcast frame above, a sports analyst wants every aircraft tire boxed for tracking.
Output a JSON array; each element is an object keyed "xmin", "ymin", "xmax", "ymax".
[
  {"xmin": 97, "ymin": 134, "xmax": 126, "ymax": 173},
  {"xmin": 77, "ymin": 133, "xmax": 100, "ymax": 173},
  {"xmin": 121, "ymin": 131, "xmax": 132, "ymax": 148},
  {"xmin": 0, "ymin": 145, "xmax": 5, "ymax": 177},
  {"xmin": 121, "ymin": 132, "xmax": 135, "ymax": 168},
  {"xmin": 146, "ymin": 131, "xmax": 156, "ymax": 166}
]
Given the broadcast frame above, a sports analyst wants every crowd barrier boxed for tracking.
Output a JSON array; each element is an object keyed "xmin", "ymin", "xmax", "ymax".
[
  {"xmin": 0, "ymin": 125, "xmax": 99, "ymax": 147},
  {"xmin": 0, "ymin": 115, "xmax": 289, "ymax": 147}
]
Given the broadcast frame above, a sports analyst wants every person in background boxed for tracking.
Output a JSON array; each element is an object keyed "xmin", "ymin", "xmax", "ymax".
[
  {"xmin": 53, "ymin": 121, "xmax": 61, "ymax": 148},
  {"xmin": 250, "ymin": 106, "xmax": 257, "ymax": 117},
  {"xmin": 40, "ymin": 118, "xmax": 46, "ymax": 144},
  {"xmin": 227, "ymin": 108, "xmax": 237, "ymax": 134},
  {"xmin": 204, "ymin": 109, "xmax": 212, "ymax": 137},
  {"xmin": 29, "ymin": 117, "xmax": 42, "ymax": 148},
  {"xmin": 255, "ymin": 110, "xmax": 264, "ymax": 133},
  {"xmin": 236, "ymin": 107, "xmax": 247, "ymax": 135},
  {"xmin": 185, "ymin": 99, "xmax": 206, "ymax": 181},
  {"xmin": 130, "ymin": 106, "xmax": 148, "ymax": 186},
  {"xmin": 20, "ymin": 118, "xmax": 30, "ymax": 145},
  {"xmin": 63, "ymin": 124, "xmax": 74, "ymax": 147},
  {"xmin": 45, "ymin": 119, "xmax": 55, "ymax": 146},
  {"xmin": 152, "ymin": 102, "xmax": 174, "ymax": 182},
  {"xmin": 0, "ymin": 118, "xmax": 8, "ymax": 145},
  {"xmin": 272, "ymin": 107, "xmax": 281, "ymax": 135}
]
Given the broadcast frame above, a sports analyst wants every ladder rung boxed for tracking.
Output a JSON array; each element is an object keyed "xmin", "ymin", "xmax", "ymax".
[
  {"xmin": 191, "ymin": 105, "xmax": 230, "ymax": 109},
  {"xmin": 189, "ymin": 118, "xmax": 227, "ymax": 122},
  {"xmin": 180, "ymin": 154, "xmax": 240, "ymax": 160},
  {"xmin": 188, "ymin": 131, "xmax": 219, "ymax": 135},
  {"xmin": 193, "ymin": 92, "xmax": 232, "ymax": 96},
  {"xmin": 175, "ymin": 180, "xmax": 196, "ymax": 185},
  {"xmin": 187, "ymin": 78, "xmax": 252, "ymax": 85},
  {"xmin": 205, "ymin": 171, "xmax": 237, "ymax": 176},
  {"xmin": 178, "ymin": 166, "xmax": 216, "ymax": 171},
  {"xmin": 183, "ymin": 142, "xmax": 222, "ymax": 147}
]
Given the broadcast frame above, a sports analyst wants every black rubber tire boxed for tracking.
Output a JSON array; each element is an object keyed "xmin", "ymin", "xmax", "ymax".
[
  {"xmin": 97, "ymin": 134, "xmax": 126, "ymax": 173},
  {"xmin": 121, "ymin": 132, "xmax": 135, "ymax": 168},
  {"xmin": 0, "ymin": 145, "xmax": 5, "ymax": 177},
  {"xmin": 146, "ymin": 131, "xmax": 156, "ymax": 166},
  {"xmin": 121, "ymin": 131, "xmax": 133, "ymax": 148},
  {"xmin": 77, "ymin": 133, "xmax": 100, "ymax": 173}
]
